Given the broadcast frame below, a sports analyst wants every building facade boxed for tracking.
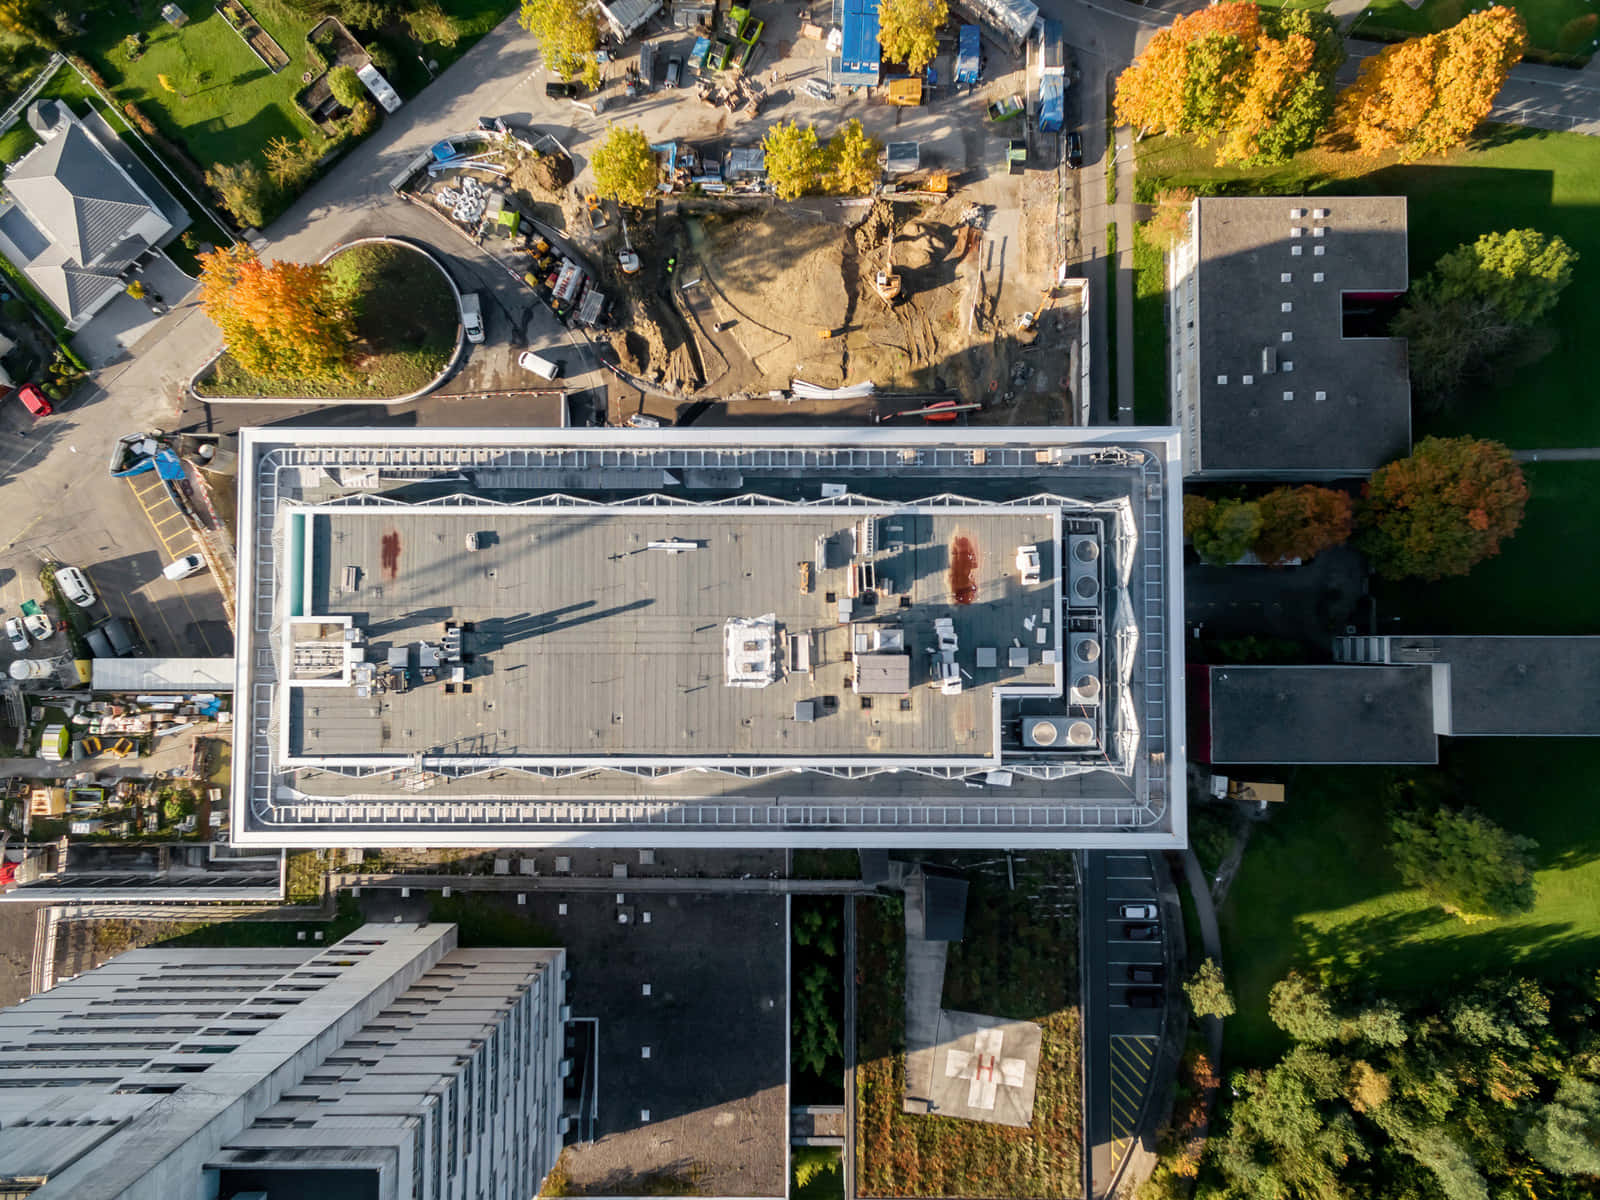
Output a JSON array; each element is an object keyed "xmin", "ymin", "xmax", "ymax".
[{"xmin": 0, "ymin": 923, "xmax": 565, "ymax": 1200}]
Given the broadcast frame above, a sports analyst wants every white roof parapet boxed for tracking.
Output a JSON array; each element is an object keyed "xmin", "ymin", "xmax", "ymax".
[{"xmin": 725, "ymin": 614, "xmax": 780, "ymax": 688}]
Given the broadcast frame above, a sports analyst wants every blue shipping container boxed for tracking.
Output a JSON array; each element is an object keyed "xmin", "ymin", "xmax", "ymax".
[
  {"xmin": 1038, "ymin": 74, "xmax": 1064, "ymax": 132},
  {"xmin": 955, "ymin": 24, "xmax": 981, "ymax": 85}
]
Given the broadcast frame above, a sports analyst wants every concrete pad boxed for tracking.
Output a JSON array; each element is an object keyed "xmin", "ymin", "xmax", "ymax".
[{"xmin": 926, "ymin": 1009, "xmax": 1041, "ymax": 1127}]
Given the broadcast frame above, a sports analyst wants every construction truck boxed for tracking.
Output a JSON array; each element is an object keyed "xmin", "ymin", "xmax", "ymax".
[{"xmin": 873, "ymin": 219, "xmax": 902, "ymax": 304}]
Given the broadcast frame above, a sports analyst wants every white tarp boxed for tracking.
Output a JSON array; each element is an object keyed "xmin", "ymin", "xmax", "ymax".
[{"xmin": 93, "ymin": 657, "xmax": 235, "ymax": 692}]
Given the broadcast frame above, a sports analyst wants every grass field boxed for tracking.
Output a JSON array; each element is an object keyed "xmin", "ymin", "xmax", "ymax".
[
  {"xmin": 80, "ymin": 0, "xmax": 325, "ymax": 175},
  {"xmin": 1131, "ymin": 223, "xmax": 1167, "ymax": 425},
  {"xmin": 1220, "ymin": 741, "xmax": 1600, "ymax": 1065},
  {"xmin": 1136, "ymin": 125, "xmax": 1600, "ymax": 447},
  {"xmin": 1256, "ymin": 0, "xmax": 1598, "ymax": 60}
]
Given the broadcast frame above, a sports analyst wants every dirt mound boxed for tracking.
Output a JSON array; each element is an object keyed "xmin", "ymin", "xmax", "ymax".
[
  {"xmin": 703, "ymin": 210, "xmax": 848, "ymax": 336},
  {"xmin": 507, "ymin": 148, "xmax": 573, "ymax": 197},
  {"xmin": 851, "ymin": 198, "xmax": 896, "ymax": 256}
]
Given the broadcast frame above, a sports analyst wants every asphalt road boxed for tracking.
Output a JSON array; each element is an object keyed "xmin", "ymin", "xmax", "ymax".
[{"xmin": 1082, "ymin": 849, "xmax": 1169, "ymax": 1199}]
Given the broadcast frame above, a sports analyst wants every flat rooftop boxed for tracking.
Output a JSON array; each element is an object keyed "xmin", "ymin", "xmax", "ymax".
[
  {"xmin": 1206, "ymin": 664, "xmax": 1437, "ymax": 765},
  {"xmin": 1387, "ymin": 635, "xmax": 1600, "ymax": 737},
  {"xmin": 296, "ymin": 508, "xmax": 1060, "ymax": 762},
  {"xmin": 235, "ymin": 428, "xmax": 1186, "ymax": 848},
  {"xmin": 1193, "ymin": 196, "xmax": 1411, "ymax": 475}
]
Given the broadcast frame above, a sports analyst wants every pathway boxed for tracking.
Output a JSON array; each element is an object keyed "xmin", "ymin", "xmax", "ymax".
[
  {"xmin": 1515, "ymin": 448, "xmax": 1600, "ymax": 461},
  {"xmin": 1179, "ymin": 849, "xmax": 1224, "ymax": 1070},
  {"xmin": 1114, "ymin": 125, "xmax": 1136, "ymax": 423},
  {"xmin": 900, "ymin": 871, "xmax": 949, "ymax": 1114},
  {"xmin": 329, "ymin": 873, "xmax": 876, "ymax": 895}
]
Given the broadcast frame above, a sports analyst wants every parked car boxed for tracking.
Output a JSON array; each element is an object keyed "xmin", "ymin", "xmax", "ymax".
[
  {"xmin": 665, "ymin": 57, "xmax": 683, "ymax": 87},
  {"xmin": 545, "ymin": 80, "xmax": 582, "ymax": 99},
  {"xmin": 460, "ymin": 292, "xmax": 485, "ymax": 344},
  {"xmin": 1126, "ymin": 988, "xmax": 1163, "ymax": 1009},
  {"xmin": 1122, "ymin": 923, "xmax": 1159, "ymax": 940},
  {"xmin": 1126, "ymin": 965, "xmax": 1164, "ymax": 984},
  {"xmin": 4, "ymin": 618, "xmax": 26, "ymax": 652},
  {"xmin": 1119, "ymin": 902, "xmax": 1158, "ymax": 921},
  {"xmin": 163, "ymin": 552, "xmax": 206, "ymax": 581},
  {"xmin": 53, "ymin": 565, "xmax": 96, "ymax": 608},
  {"xmin": 84, "ymin": 625, "xmax": 113, "ymax": 658},
  {"xmin": 517, "ymin": 350, "xmax": 562, "ymax": 381},
  {"xmin": 626, "ymin": 412, "xmax": 663, "ymax": 428},
  {"xmin": 99, "ymin": 617, "xmax": 140, "ymax": 657},
  {"xmin": 1065, "ymin": 131, "xmax": 1083, "ymax": 169},
  {"xmin": 15, "ymin": 383, "xmax": 51, "ymax": 417},
  {"xmin": 20, "ymin": 611, "xmax": 50, "ymax": 641}
]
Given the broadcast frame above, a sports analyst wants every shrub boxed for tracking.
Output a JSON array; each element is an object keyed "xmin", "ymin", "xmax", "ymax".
[
  {"xmin": 328, "ymin": 64, "xmax": 365, "ymax": 109},
  {"xmin": 207, "ymin": 161, "xmax": 274, "ymax": 230}
]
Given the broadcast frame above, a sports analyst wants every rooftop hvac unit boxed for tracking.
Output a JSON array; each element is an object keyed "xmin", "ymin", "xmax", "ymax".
[
  {"xmin": 1070, "ymin": 673, "xmax": 1101, "ymax": 706},
  {"xmin": 1261, "ymin": 346, "xmax": 1278, "ymax": 375},
  {"xmin": 1022, "ymin": 716, "xmax": 1098, "ymax": 749},
  {"xmin": 1072, "ymin": 634, "xmax": 1100, "ymax": 664},
  {"xmin": 1072, "ymin": 575, "xmax": 1099, "ymax": 603},
  {"xmin": 858, "ymin": 517, "xmax": 877, "ymax": 556},
  {"xmin": 1072, "ymin": 539, "xmax": 1099, "ymax": 564}
]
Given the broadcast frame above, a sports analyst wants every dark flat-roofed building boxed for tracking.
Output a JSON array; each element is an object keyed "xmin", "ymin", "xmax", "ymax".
[
  {"xmin": 1337, "ymin": 634, "xmax": 1600, "ymax": 736},
  {"xmin": 1169, "ymin": 195, "xmax": 1411, "ymax": 478},
  {"xmin": 1200, "ymin": 664, "xmax": 1437, "ymax": 765}
]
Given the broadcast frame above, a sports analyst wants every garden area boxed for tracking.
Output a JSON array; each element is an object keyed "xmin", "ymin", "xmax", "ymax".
[
  {"xmin": 855, "ymin": 853, "xmax": 1081, "ymax": 1199},
  {"xmin": 791, "ymin": 897, "xmax": 844, "ymax": 1105},
  {"xmin": 195, "ymin": 238, "xmax": 459, "ymax": 398}
]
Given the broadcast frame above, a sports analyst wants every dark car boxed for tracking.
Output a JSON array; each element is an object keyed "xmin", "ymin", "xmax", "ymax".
[
  {"xmin": 1065, "ymin": 131, "xmax": 1083, "ymax": 169},
  {"xmin": 545, "ymin": 80, "xmax": 582, "ymax": 99},
  {"xmin": 665, "ymin": 57, "xmax": 683, "ymax": 87},
  {"xmin": 1126, "ymin": 965, "xmax": 1164, "ymax": 984},
  {"xmin": 1122, "ymin": 923, "xmax": 1158, "ymax": 940},
  {"xmin": 99, "ymin": 617, "xmax": 141, "ymax": 658},
  {"xmin": 1126, "ymin": 988, "xmax": 1163, "ymax": 1009}
]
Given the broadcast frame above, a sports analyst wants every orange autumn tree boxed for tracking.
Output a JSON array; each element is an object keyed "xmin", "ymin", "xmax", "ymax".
[
  {"xmin": 1337, "ymin": 6, "xmax": 1526, "ymax": 160},
  {"xmin": 198, "ymin": 244, "xmax": 355, "ymax": 381},
  {"xmin": 1116, "ymin": 2, "xmax": 1342, "ymax": 165}
]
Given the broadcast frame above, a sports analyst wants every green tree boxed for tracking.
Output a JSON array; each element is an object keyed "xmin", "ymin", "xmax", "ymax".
[
  {"xmin": 1525, "ymin": 1078, "xmax": 1600, "ymax": 1175},
  {"xmin": 1185, "ymin": 495, "xmax": 1261, "ymax": 565},
  {"xmin": 207, "ymin": 161, "xmax": 273, "ymax": 230},
  {"xmin": 1268, "ymin": 972, "xmax": 1341, "ymax": 1043},
  {"xmin": 761, "ymin": 120, "xmax": 823, "ymax": 201},
  {"xmin": 590, "ymin": 125, "xmax": 657, "ymax": 207},
  {"xmin": 1431, "ymin": 228, "xmax": 1578, "ymax": 326},
  {"xmin": 328, "ymin": 64, "xmax": 366, "ymax": 110},
  {"xmin": 793, "ymin": 962, "xmax": 842, "ymax": 1076},
  {"xmin": 519, "ymin": 0, "xmax": 601, "ymax": 86},
  {"xmin": 1390, "ymin": 806, "xmax": 1538, "ymax": 919},
  {"xmin": 1355, "ymin": 437, "xmax": 1528, "ymax": 581},
  {"xmin": 877, "ymin": 0, "xmax": 945, "ymax": 71},
  {"xmin": 823, "ymin": 119, "xmax": 881, "ymax": 196},
  {"xmin": 1184, "ymin": 958, "xmax": 1235, "ymax": 1019}
]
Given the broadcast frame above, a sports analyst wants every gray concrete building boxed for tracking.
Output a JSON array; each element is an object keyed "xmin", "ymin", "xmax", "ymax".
[
  {"xmin": 1168, "ymin": 196, "xmax": 1412, "ymax": 478},
  {"xmin": 0, "ymin": 922, "xmax": 566, "ymax": 1200},
  {"xmin": 231, "ymin": 427, "xmax": 1187, "ymax": 849}
]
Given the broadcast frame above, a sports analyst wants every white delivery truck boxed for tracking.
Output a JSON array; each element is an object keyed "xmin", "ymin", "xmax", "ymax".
[{"xmin": 460, "ymin": 292, "xmax": 485, "ymax": 343}]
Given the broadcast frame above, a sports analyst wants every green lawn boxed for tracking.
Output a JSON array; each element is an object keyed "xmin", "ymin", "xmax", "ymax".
[
  {"xmin": 1137, "ymin": 126, "xmax": 1600, "ymax": 447},
  {"xmin": 1131, "ymin": 223, "xmax": 1167, "ymax": 425},
  {"xmin": 1220, "ymin": 743, "xmax": 1600, "ymax": 1066},
  {"xmin": 1255, "ymin": 0, "xmax": 1597, "ymax": 60},
  {"xmin": 78, "ymin": 0, "xmax": 325, "ymax": 174}
]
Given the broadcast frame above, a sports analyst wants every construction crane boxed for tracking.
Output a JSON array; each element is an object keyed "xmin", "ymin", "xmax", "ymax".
[
  {"xmin": 618, "ymin": 218, "xmax": 641, "ymax": 275},
  {"xmin": 873, "ymin": 218, "xmax": 902, "ymax": 304}
]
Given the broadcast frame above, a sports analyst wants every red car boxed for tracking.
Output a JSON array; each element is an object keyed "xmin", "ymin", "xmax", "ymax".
[{"xmin": 16, "ymin": 384, "xmax": 51, "ymax": 417}]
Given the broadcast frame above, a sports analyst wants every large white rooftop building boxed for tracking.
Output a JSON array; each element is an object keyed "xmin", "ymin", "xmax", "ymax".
[
  {"xmin": 234, "ymin": 428, "xmax": 1185, "ymax": 848},
  {"xmin": 0, "ymin": 922, "xmax": 565, "ymax": 1200}
]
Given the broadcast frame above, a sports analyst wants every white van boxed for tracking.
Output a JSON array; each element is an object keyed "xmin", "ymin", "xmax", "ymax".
[
  {"xmin": 517, "ymin": 349, "xmax": 562, "ymax": 381},
  {"xmin": 460, "ymin": 292, "xmax": 485, "ymax": 344},
  {"xmin": 53, "ymin": 565, "xmax": 96, "ymax": 608}
]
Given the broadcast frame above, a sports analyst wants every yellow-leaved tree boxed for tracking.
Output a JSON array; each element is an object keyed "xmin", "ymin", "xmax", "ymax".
[
  {"xmin": 519, "ymin": 0, "xmax": 601, "ymax": 87},
  {"xmin": 591, "ymin": 125, "xmax": 658, "ymax": 207},
  {"xmin": 877, "ymin": 0, "xmax": 946, "ymax": 72},
  {"xmin": 1336, "ymin": 6, "xmax": 1526, "ymax": 160},
  {"xmin": 824, "ymin": 119, "xmax": 882, "ymax": 196},
  {"xmin": 198, "ymin": 245, "xmax": 355, "ymax": 381}
]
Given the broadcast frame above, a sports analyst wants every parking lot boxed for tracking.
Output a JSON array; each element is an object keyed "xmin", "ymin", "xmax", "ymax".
[{"xmin": 1082, "ymin": 850, "xmax": 1172, "ymax": 1195}]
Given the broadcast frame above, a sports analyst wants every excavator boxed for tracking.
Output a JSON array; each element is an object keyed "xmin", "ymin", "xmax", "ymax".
[
  {"xmin": 872, "ymin": 218, "xmax": 903, "ymax": 304},
  {"xmin": 618, "ymin": 218, "xmax": 641, "ymax": 275}
]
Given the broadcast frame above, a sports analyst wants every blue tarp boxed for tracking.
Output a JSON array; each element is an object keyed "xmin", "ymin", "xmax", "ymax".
[
  {"xmin": 955, "ymin": 24, "xmax": 980, "ymax": 85},
  {"xmin": 1038, "ymin": 74, "xmax": 1064, "ymax": 132},
  {"xmin": 154, "ymin": 449, "xmax": 185, "ymax": 481},
  {"xmin": 431, "ymin": 140, "xmax": 456, "ymax": 162},
  {"xmin": 838, "ymin": 0, "xmax": 882, "ymax": 82}
]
